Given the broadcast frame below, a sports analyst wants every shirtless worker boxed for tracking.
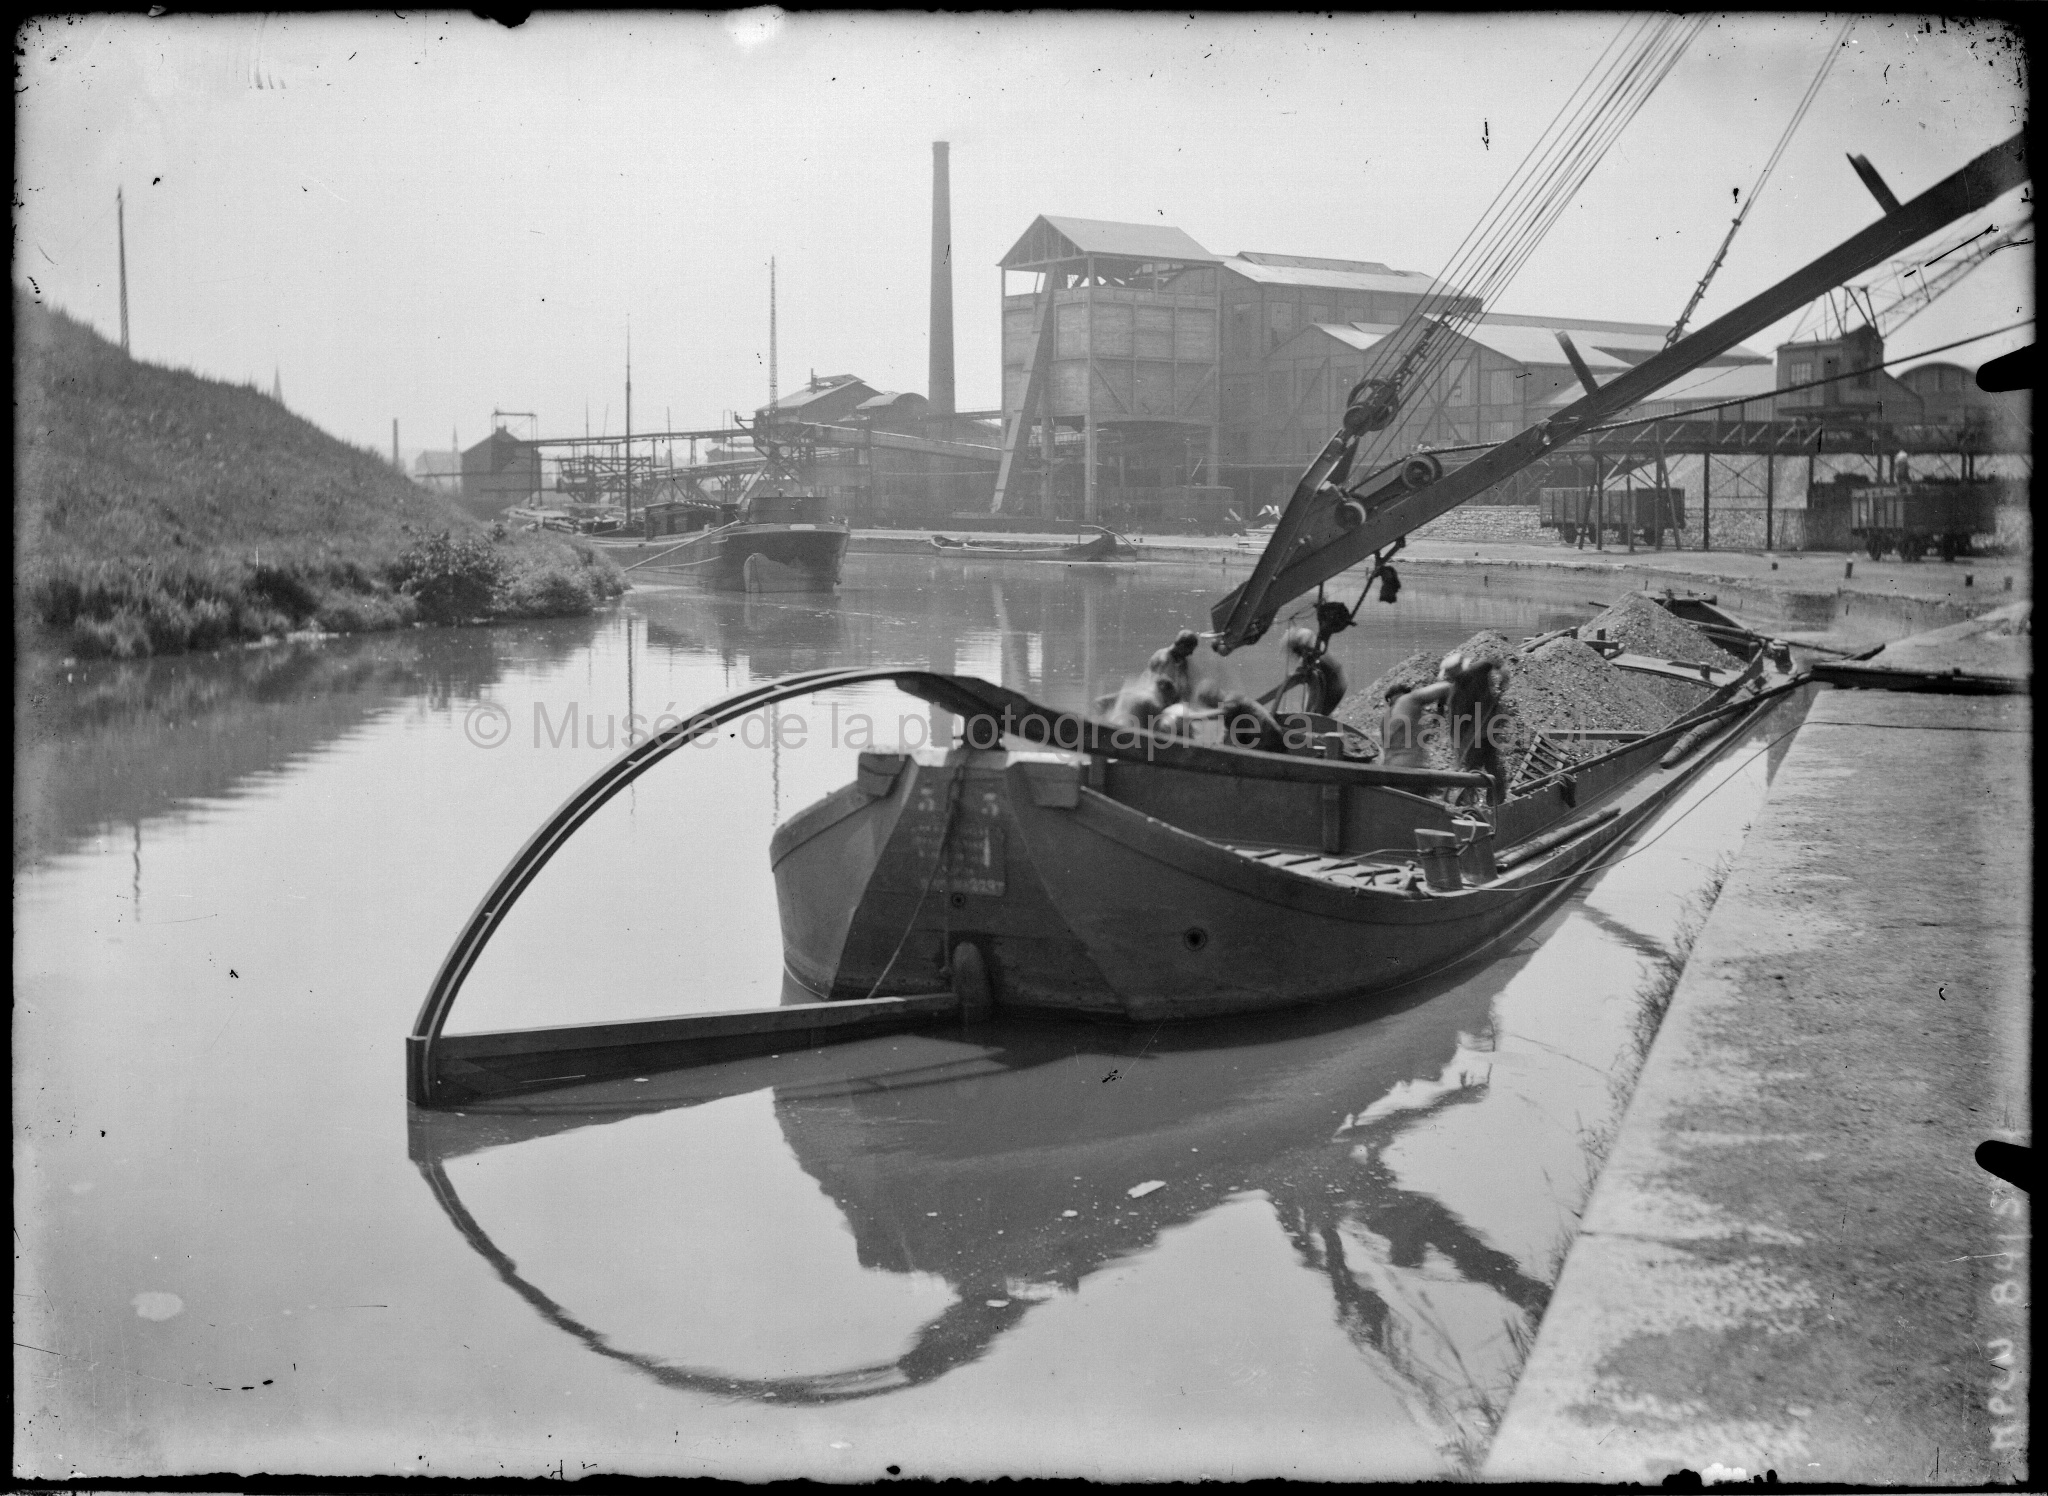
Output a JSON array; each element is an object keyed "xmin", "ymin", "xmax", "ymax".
[
  {"xmin": 1380, "ymin": 678, "xmax": 1454, "ymax": 770},
  {"xmin": 1440, "ymin": 650, "xmax": 1509, "ymax": 801}
]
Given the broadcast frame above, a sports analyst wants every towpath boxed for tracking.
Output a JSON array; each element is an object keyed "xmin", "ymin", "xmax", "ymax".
[{"xmin": 1483, "ymin": 607, "xmax": 2031, "ymax": 1486}]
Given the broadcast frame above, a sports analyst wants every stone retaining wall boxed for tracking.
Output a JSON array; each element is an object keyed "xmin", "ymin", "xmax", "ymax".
[{"xmin": 1409, "ymin": 505, "xmax": 1548, "ymax": 543}]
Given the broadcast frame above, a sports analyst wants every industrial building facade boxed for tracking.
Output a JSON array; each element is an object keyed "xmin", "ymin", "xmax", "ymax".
[{"xmin": 992, "ymin": 215, "xmax": 1782, "ymax": 526}]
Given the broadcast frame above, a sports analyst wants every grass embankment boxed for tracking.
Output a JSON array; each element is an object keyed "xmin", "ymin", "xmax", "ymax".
[{"xmin": 14, "ymin": 289, "xmax": 624, "ymax": 658}]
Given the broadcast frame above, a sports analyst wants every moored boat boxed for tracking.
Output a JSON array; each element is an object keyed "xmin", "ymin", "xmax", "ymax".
[
  {"xmin": 622, "ymin": 491, "xmax": 850, "ymax": 591},
  {"xmin": 929, "ymin": 525, "xmax": 1132, "ymax": 562},
  {"xmin": 766, "ymin": 613, "xmax": 1797, "ymax": 1022}
]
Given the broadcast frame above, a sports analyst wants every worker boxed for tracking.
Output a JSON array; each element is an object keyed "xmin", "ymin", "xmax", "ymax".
[
  {"xmin": 1441, "ymin": 652, "xmax": 1509, "ymax": 800},
  {"xmin": 1156, "ymin": 693, "xmax": 1290, "ymax": 753},
  {"xmin": 1146, "ymin": 629, "xmax": 1204, "ymax": 708},
  {"xmin": 1275, "ymin": 627, "xmax": 1348, "ymax": 715},
  {"xmin": 1105, "ymin": 628, "xmax": 1211, "ymax": 732},
  {"xmin": 1217, "ymin": 693, "xmax": 1289, "ymax": 752},
  {"xmin": 1380, "ymin": 678, "xmax": 1453, "ymax": 770}
]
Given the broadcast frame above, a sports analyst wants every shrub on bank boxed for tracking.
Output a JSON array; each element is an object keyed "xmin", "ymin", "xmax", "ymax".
[
  {"xmin": 26, "ymin": 530, "xmax": 624, "ymax": 659},
  {"xmin": 389, "ymin": 530, "xmax": 506, "ymax": 624}
]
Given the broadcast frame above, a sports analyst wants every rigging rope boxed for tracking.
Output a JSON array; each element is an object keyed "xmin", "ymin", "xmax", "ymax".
[
  {"xmin": 1666, "ymin": 15, "xmax": 1856, "ymax": 346},
  {"xmin": 1329, "ymin": 13, "xmax": 1710, "ymax": 486}
]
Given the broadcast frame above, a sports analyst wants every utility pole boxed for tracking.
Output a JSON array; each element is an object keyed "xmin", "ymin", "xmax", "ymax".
[
  {"xmin": 117, "ymin": 186, "xmax": 130, "ymax": 354},
  {"xmin": 392, "ymin": 419, "xmax": 401, "ymax": 470},
  {"xmin": 768, "ymin": 257, "xmax": 778, "ymax": 414},
  {"xmin": 624, "ymin": 318, "xmax": 633, "ymax": 522}
]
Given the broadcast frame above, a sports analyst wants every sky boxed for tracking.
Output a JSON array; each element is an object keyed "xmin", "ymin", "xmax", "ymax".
[{"xmin": 15, "ymin": 10, "xmax": 2031, "ymax": 461}]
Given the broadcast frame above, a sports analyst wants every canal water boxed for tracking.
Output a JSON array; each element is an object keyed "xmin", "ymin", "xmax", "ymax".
[{"xmin": 15, "ymin": 555, "xmax": 1806, "ymax": 1480}]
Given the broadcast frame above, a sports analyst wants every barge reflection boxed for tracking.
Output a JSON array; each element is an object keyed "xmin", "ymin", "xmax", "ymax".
[{"xmin": 407, "ymin": 960, "xmax": 1549, "ymax": 1419}]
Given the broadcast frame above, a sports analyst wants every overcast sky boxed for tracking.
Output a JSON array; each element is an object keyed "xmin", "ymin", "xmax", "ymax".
[{"xmin": 16, "ymin": 10, "xmax": 2031, "ymax": 459}]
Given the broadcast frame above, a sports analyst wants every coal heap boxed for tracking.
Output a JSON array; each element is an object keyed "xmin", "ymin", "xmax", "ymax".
[{"xmin": 1337, "ymin": 599, "xmax": 1725, "ymax": 786}]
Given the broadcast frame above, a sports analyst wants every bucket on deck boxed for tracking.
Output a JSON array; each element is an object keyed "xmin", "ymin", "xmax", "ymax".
[
  {"xmin": 1452, "ymin": 817, "xmax": 1497, "ymax": 883},
  {"xmin": 1415, "ymin": 828, "xmax": 1464, "ymax": 892}
]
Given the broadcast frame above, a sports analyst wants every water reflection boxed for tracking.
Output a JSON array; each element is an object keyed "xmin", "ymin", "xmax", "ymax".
[
  {"xmin": 15, "ymin": 620, "xmax": 603, "ymax": 868},
  {"xmin": 405, "ymin": 694, "xmax": 1806, "ymax": 1473},
  {"xmin": 18, "ymin": 547, "xmax": 1803, "ymax": 1478},
  {"xmin": 410, "ymin": 965, "xmax": 1544, "ymax": 1438}
]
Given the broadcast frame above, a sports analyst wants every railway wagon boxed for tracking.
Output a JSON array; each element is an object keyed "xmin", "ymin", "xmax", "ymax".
[
  {"xmin": 1538, "ymin": 485, "xmax": 1686, "ymax": 546},
  {"xmin": 1849, "ymin": 480, "xmax": 1998, "ymax": 561}
]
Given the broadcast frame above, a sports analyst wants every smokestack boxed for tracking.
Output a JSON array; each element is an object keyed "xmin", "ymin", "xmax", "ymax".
[{"xmin": 929, "ymin": 141, "xmax": 955, "ymax": 417}]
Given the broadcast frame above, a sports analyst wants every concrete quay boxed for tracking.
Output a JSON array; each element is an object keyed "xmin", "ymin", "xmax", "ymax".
[
  {"xmin": 855, "ymin": 529, "xmax": 2026, "ymax": 648},
  {"xmin": 1483, "ymin": 616, "xmax": 2032, "ymax": 1486}
]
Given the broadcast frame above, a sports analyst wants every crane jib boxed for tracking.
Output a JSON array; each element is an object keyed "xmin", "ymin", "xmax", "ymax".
[{"xmin": 1210, "ymin": 130, "xmax": 2028, "ymax": 652}]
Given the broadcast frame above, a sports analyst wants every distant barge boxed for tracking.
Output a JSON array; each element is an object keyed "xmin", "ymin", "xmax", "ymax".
[{"xmin": 604, "ymin": 493, "xmax": 850, "ymax": 592}]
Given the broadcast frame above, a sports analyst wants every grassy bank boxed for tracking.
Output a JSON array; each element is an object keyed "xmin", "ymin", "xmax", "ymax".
[{"xmin": 14, "ymin": 289, "xmax": 624, "ymax": 659}]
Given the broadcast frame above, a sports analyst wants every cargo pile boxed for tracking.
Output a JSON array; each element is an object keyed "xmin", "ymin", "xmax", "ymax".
[
  {"xmin": 1578, "ymin": 592, "xmax": 1744, "ymax": 666},
  {"xmin": 1338, "ymin": 595, "xmax": 1730, "ymax": 786}
]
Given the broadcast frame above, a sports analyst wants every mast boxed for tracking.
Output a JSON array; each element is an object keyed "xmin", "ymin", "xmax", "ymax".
[
  {"xmin": 1210, "ymin": 131, "xmax": 2030, "ymax": 653},
  {"xmin": 624, "ymin": 319, "xmax": 633, "ymax": 522},
  {"xmin": 117, "ymin": 186, "xmax": 130, "ymax": 354},
  {"xmin": 768, "ymin": 257, "xmax": 779, "ymax": 414}
]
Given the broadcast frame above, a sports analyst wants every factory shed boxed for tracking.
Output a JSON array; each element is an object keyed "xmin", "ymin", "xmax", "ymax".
[
  {"xmin": 459, "ymin": 427, "xmax": 541, "ymax": 517},
  {"xmin": 412, "ymin": 450, "xmax": 463, "ymax": 495},
  {"xmin": 1001, "ymin": 216, "xmax": 1219, "ymax": 271},
  {"xmin": 1895, "ymin": 360, "xmax": 2028, "ymax": 444},
  {"xmin": 757, "ymin": 375, "xmax": 879, "ymax": 426},
  {"xmin": 852, "ymin": 391, "xmax": 931, "ymax": 429}
]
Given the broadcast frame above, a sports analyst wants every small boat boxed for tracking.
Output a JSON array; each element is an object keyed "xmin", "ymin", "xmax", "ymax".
[
  {"xmin": 929, "ymin": 526, "xmax": 1132, "ymax": 562},
  {"xmin": 620, "ymin": 491, "xmax": 850, "ymax": 592},
  {"xmin": 503, "ymin": 505, "xmax": 579, "ymax": 534}
]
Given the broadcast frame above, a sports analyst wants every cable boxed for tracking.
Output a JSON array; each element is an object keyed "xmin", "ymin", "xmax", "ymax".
[
  {"xmin": 1667, "ymin": 16, "xmax": 1855, "ymax": 345},
  {"xmin": 1337, "ymin": 13, "xmax": 1710, "ymax": 481}
]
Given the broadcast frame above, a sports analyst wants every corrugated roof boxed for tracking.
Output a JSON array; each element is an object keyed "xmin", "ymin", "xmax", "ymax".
[
  {"xmin": 1648, "ymin": 361, "xmax": 1781, "ymax": 404},
  {"xmin": 855, "ymin": 391, "xmax": 923, "ymax": 410},
  {"xmin": 1236, "ymin": 251, "xmax": 1402, "ymax": 275},
  {"xmin": 1534, "ymin": 358, "xmax": 1781, "ymax": 409},
  {"xmin": 760, "ymin": 376, "xmax": 875, "ymax": 415},
  {"xmin": 1005, "ymin": 215, "xmax": 1218, "ymax": 266},
  {"xmin": 1221, "ymin": 256, "xmax": 1449, "ymax": 297},
  {"xmin": 1289, "ymin": 321, "xmax": 1402, "ymax": 353},
  {"xmin": 1480, "ymin": 311, "xmax": 1769, "ymax": 364},
  {"xmin": 1445, "ymin": 318, "xmax": 1634, "ymax": 371}
]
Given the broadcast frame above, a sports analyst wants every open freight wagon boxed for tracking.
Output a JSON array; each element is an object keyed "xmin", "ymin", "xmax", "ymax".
[
  {"xmin": 1848, "ymin": 479, "xmax": 2000, "ymax": 561},
  {"xmin": 1538, "ymin": 485, "xmax": 1686, "ymax": 547}
]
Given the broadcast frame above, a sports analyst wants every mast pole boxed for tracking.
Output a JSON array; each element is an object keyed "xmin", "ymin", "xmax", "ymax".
[
  {"xmin": 624, "ymin": 319, "xmax": 633, "ymax": 522},
  {"xmin": 117, "ymin": 186, "xmax": 130, "ymax": 354}
]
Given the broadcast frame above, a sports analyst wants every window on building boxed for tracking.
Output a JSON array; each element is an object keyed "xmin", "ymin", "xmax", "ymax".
[
  {"xmin": 1226, "ymin": 303, "xmax": 1258, "ymax": 357},
  {"xmin": 1267, "ymin": 301, "xmax": 1297, "ymax": 349}
]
